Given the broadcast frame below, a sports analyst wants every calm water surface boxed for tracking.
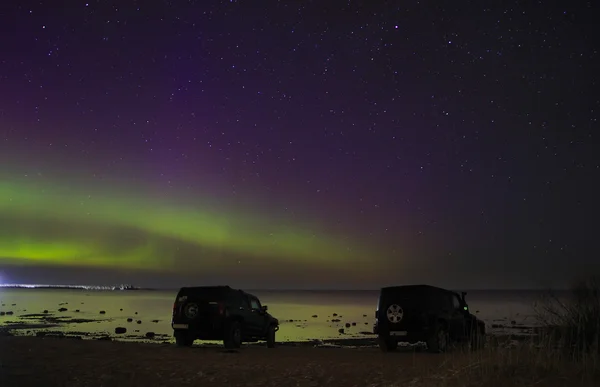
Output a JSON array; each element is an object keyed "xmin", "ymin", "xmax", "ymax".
[{"xmin": 0, "ymin": 288, "xmax": 547, "ymax": 342}]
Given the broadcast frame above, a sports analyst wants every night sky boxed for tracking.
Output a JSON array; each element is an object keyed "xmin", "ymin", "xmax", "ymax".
[{"xmin": 0, "ymin": 1, "xmax": 597, "ymax": 289}]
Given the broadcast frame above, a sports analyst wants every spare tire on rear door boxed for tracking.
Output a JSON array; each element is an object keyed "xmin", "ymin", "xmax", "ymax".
[{"xmin": 183, "ymin": 302, "xmax": 200, "ymax": 319}]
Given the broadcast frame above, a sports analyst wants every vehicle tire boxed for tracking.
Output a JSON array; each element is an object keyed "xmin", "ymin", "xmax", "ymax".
[
  {"xmin": 266, "ymin": 325, "xmax": 276, "ymax": 348},
  {"xmin": 223, "ymin": 321, "xmax": 242, "ymax": 349},
  {"xmin": 470, "ymin": 325, "xmax": 485, "ymax": 350},
  {"xmin": 378, "ymin": 336, "xmax": 398, "ymax": 352},
  {"xmin": 426, "ymin": 324, "xmax": 449, "ymax": 353},
  {"xmin": 175, "ymin": 333, "xmax": 194, "ymax": 347}
]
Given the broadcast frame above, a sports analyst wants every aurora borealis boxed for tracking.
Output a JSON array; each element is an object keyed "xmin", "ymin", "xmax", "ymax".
[
  {"xmin": 0, "ymin": 179, "xmax": 368, "ymax": 269},
  {"xmin": 0, "ymin": 1, "xmax": 598, "ymax": 288}
]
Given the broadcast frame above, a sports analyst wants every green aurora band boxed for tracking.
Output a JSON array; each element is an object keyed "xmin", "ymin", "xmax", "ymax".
[{"xmin": 0, "ymin": 180, "xmax": 371, "ymax": 272}]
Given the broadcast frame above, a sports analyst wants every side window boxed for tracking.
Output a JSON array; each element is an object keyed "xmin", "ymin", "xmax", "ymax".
[
  {"xmin": 443, "ymin": 295, "xmax": 454, "ymax": 310},
  {"xmin": 250, "ymin": 297, "xmax": 261, "ymax": 310},
  {"xmin": 452, "ymin": 295, "xmax": 462, "ymax": 310},
  {"xmin": 242, "ymin": 296, "xmax": 251, "ymax": 309}
]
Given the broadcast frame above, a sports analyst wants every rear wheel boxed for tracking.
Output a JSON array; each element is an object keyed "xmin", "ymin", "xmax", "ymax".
[
  {"xmin": 427, "ymin": 325, "xmax": 449, "ymax": 353},
  {"xmin": 174, "ymin": 332, "xmax": 194, "ymax": 347},
  {"xmin": 378, "ymin": 336, "xmax": 398, "ymax": 352},
  {"xmin": 266, "ymin": 325, "xmax": 276, "ymax": 348},
  {"xmin": 223, "ymin": 321, "xmax": 242, "ymax": 349}
]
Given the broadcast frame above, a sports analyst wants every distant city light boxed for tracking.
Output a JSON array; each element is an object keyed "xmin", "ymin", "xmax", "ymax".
[{"xmin": 0, "ymin": 284, "xmax": 138, "ymax": 290}]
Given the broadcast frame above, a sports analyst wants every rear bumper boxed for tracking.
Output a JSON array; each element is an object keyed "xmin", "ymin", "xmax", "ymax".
[
  {"xmin": 380, "ymin": 330, "xmax": 430, "ymax": 343},
  {"xmin": 173, "ymin": 326, "xmax": 225, "ymax": 340},
  {"xmin": 376, "ymin": 323, "xmax": 433, "ymax": 343},
  {"xmin": 392, "ymin": 331, "xmax": 428, "ymax": 342},
  {"xmin": 172, "ymin": 318, "xmax": 226, "ymax": 339}
]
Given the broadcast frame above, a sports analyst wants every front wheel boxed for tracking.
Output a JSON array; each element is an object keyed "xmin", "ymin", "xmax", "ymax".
[
  {"xmin": 223, "ymin": 321, "xmax": 242, "ymax": 349},
  {"xmin": 266, "ymin": 325, "xmax": 276, "ymax": 348}
]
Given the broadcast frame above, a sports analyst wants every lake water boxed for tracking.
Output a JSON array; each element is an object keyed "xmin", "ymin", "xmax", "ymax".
[{"xmin": 0, "ymin": 288, "xmax": 549, "ymax": 343}]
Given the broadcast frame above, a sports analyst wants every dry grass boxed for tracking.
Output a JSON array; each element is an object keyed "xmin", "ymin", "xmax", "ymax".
[
  {"xmin": 409, "ymin": 337, "xmax": 600, "ymax": 387},
  {"xmin": 534, "ymin": 276, "xmax": 600, "ymax": 357}
]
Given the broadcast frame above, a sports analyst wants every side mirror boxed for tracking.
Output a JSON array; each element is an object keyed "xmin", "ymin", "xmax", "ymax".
[
  {"xmin": 460, "ymin": 292, "xmax": 469, "ymax": 310},
  {"xmin": 261, "ymin": 305, "xmax": 268, "ymax": 312}
]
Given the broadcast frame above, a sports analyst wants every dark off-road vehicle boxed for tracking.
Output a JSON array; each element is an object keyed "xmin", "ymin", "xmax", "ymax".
[
  {"xmin": 373, "ymin": 285, "xmax": 485, "ymax": 353},
  {"xmin": 171, "ymin": 286, "xmax": 279, "ymax": 349}
]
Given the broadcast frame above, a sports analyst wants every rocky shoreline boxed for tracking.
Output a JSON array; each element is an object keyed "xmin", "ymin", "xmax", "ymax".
[
  {"xmin": 0, "ymin": 308, "xmax": 378, "ymax": 347},
  {"xmin": 0, "ymin": 308, "xmax": 540, "ymax": 350},
  {"xmin": 0, "ymin": 297, "xmax": 542, "ymax": 349}
]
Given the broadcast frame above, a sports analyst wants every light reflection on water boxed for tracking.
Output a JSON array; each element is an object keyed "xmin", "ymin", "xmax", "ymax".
[{"xmin": 0, "ymin": 288, "xmax": 544, "ymax": 341}]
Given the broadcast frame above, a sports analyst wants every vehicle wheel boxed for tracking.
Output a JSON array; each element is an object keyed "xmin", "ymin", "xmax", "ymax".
[
  {"xmin": 175, "ymin": 333, "xmax": 194, "ymax": 347},
  {"xmin": 266, "ymin": 325, "xmax": 276, "ymax": 348},
  {"xmin": 470, "ymin": 325, "xmax": 485, "ymax": 350},
  {"xmin": 427, "ymin": 325, "xmax": 449, "ymax": 353},
  {"xmin": 223, "ymin": 321, "xmax": 242, "ymax": 349},
  {"xmin": 378, "ymin": 336, "xmax": 398, "ymax": 352}
]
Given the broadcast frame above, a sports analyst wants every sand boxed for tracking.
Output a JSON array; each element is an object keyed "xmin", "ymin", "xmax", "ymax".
[
  {"xmin": 0, "ymin": 336, "xmax": 445, "ymax": 387},
  {"xmin": 1, "ymin": 336, "xmax": 597, "ymax": 387}
]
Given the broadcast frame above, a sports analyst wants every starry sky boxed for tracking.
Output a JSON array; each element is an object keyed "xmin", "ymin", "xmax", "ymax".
[{"xmin": 0, "ymin": 1, "xmax": 597, "ymax": 289}]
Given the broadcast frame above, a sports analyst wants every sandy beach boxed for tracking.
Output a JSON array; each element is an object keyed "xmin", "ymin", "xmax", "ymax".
[
  {"xmin": 1, "ymin": 335, "xmax": 598, "ymax": 387},
  {"xmin": 0, "ymin": 336, "xmax": 438, "ymax": 387}
]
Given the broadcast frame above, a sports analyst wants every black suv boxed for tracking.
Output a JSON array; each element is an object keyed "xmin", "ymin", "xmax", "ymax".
[
  {"xmin": 373, "ymin": 284, "xmax": 485, "ymax": 353},
  {"xmin": 171, "ymin": 286, "xmax": 279, "ymax": 349}
]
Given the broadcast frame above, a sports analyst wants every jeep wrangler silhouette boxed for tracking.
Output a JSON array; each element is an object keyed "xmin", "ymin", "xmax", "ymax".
[
  {"xmin": 373, "ymin": 284, "xmax": 485, "ymax": 352},
  {"xmin": 171, "ymin": 285, "xmax": 279, "ymax": 349}
]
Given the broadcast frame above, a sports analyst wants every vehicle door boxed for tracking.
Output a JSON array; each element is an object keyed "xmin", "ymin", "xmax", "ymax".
[
  {"xmin": 246, "ymin": 296, "xmax": 267, "ymax": 336},
  {"xmin": 237, "ymin": 292, "xmax": 252, "ymax": 319},
  {"xmin": 448, "ymin": 293, "xmax": 467, "ymax": 339}
]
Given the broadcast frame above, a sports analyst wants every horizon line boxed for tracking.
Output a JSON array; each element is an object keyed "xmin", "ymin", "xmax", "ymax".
[{"xmin": 0, "ymin": 283, "xmax": 568, "ymax": 292}]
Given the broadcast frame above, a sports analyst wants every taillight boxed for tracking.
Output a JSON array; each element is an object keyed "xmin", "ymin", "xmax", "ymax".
[
  {"xmin": 218, "ymin": 302, "xmax": 225, "ymax": 315},
  {"xmin": 172, "ymin": 303, "xmax": 177, "ymax": 316}
]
